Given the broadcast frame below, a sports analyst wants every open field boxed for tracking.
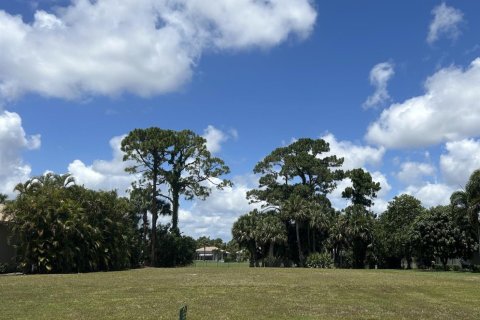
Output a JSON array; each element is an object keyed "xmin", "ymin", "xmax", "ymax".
[{"xmin": 1, "ymin": 267, "xmax": 480, "ymax": 320}]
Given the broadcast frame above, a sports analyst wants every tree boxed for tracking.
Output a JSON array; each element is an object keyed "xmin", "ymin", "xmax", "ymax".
[
  {"xmin": 255, "ymin": 211, "xmax": 287, "ymax": 262},
  {"xmin": 121, "ymin": 128, "xmax": 169, "ymax": 265},
  {"xmin": 232, "ymin": 210, "xmax": 260, "ymax": 267},
  {"xmin": 0, "ymin": 193, "xmax": 7, "ymax": 204},
  {"xmin": 308, "ymin": 196, "xmax": 334, "ymax": 253},
  {"xmin": 281, "ymin": 195, "xmax": 311, "ymax": 267},
  {"xmin": 247, "ymin": 139, "xmax": 343, "ymax": 267},
  {"xmin": 342, "ymin": 168, "xmax": 380, "ymax": 207},
  {"xmin": 344, "ymin": 204, "xmax": 375, "ymax": 268},
  {"xmin": 410, "ymin": 205, "xmax": 476, "ymax": 270},
  {"xmin": 378, "ymin": 194, "xmax": 424, "ymax": 268},
  {"xmin": 450, "ymin": 169, "xmax": 480, "ymax": 254},
  {"xmin": 247, "ymin": 138, "xmax": 344, "ymax": 207},
  {"xmin": 6, "ymin": 174, "xmax": 139, "ymax": 273},
  {"xmin": 122, "ymin": 129, "xmax": 231, "ymax": 248}
]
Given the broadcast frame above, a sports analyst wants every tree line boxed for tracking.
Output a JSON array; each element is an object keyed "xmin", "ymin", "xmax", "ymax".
[
  {"xmin": 1, "ymin": 127, "xmax": 231, "ymax": 273},
  {"xmin": 232, "ymin": 138, "xmax": 480, "ymax": 270},
  {"xmin": 1, "ymin": 131, "xmax": 479, "ymax": 273}
]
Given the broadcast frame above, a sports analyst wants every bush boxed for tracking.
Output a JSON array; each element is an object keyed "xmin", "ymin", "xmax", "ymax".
[
  {"xmin": 154, "ymin": 224, "xmax": 196, "ymax": 267},
  {"xmin": 0, "ymin": 263, "xmax": 8, "ymax": 274},
  {"xmin": 306, "ymin": 252, "xmax": 333, "ymax": 269},
  {"xmin": 263, "ymin": 256, "xmax": 282, "ymax": 267}
]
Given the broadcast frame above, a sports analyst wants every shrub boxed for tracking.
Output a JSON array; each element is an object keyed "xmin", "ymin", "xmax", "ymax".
[
  {"xmin": 0, "ymin": 263, "xmax": 8, "ymax": 274},
  {"xmin": 306, "ymin": 252, "xmax": 333, "ymax": 269},
  {"xmin": 263, "ymin": 256, "xmax": 282, "ymax": 267},
  {"xmin": 154, "ymin": 224, "xmax": 196, "ymax": 267}
]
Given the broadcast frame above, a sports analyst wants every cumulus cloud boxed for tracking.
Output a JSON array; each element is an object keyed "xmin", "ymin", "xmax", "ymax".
[
  {"xmin": 363, "ymin": 62, "xmax": 395, "ymax": 108},
  {"xmin": 0, "ymin": 111, "xmax": 40, "ymax": 196},
  {"xmin": 366, "ymin": 58, "xmax": 480, "ymax": 148},
  {"xmin": 322, "ymin": 133, "xmax": 385, "ymax": 170},
  {"xmin": 0, "ymin": 0, "xmax": 316, "ymax": 100},
  {"xmin": 202, "ymin": 125, "xmax": 236, "ymax": 154},
  {"xmin": 68, "ymin": 135, "xmax": 135, "ymax": 194},
  {"xmin": 158, "ymin": 174, "xmax": 260, "ymax": 240},
  {"xmin": 402, "ymin": 183, "xmax": 453, "ymax": 208},
  {"xmin": 427, "ymin": 3, "xmax": 463, "ymax": 45},
  {"xmin": 396, "ymin": 161, "xmax": 436, "ymax": 185},
  {"xmin": 440, "ymin": 139, "xmax": 480, "ymax": 187}
]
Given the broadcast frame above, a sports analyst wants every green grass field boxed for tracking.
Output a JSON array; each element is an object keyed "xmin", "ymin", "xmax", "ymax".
[{"xmin": 1, "ymin": 266, "xmax": 479, "ymax": 319}]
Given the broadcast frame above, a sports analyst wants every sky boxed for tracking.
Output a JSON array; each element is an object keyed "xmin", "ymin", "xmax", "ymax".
[{"xmin": 1, "ymin": 0, "xmax": 480, "ymax": 240}]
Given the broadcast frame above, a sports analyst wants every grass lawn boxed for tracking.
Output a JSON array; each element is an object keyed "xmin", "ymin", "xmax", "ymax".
[{"xmin": 1, "ymin": 266, "xmax": 479, "ymax": 319}]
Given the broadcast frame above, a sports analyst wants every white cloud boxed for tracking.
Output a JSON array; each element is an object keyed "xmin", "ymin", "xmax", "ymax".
[
  {"xmin": 202, "ymin": 125, "xmax": 232, "ymax": 154},
  {"xmin": 402, "ymin": 183, "xmax": 453, "ymax": 208},
  {"xmin": 0, "ymin": 111, "xmax": 40, "ymax": 197},
  {"xmin": 158, "ymin": 174, "xmax": 259, "ymax": 240},
  {"xmin": 68, "ymin": 135, "xmax": 135, "ymax": 195},
  {"xmin": 440, "ymin": 139, "xmax": 480, "ymax": 187},
  {"xmin": 0, "ymin": 0, "xmax": 316, "ymax": 100},
  {"xmin": 322, "ymin": 133, "xmax": 385, "ymax": 170},
  {"xmin": 396, "ymin": 161, "xmax": 436, "ymax": 185},
  {"xmin": 366, "ymin": 58, "xmax": 480, "ymax": 148},
  {"xmin": 427, "ymin": 3, "xmax": 463, "ymax": 45},
  {"xmin": 363, "ymin": 62, "xmax": 395, "ymax": 108}
]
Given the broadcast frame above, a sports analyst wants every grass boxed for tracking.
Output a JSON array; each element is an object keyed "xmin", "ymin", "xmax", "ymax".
[{"xmin": 1, "ymin": 266, "xmax": 480, "ymax": 319}]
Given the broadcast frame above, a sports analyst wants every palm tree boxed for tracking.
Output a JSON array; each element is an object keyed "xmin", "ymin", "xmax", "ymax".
[
  {"xmin": 345, "ymin": 205, "xmax": 374, "ymax": 268},
  {"xmin": 232, "ymin": 210, "xmax": 259, "ymax": 267},
  {"xmin": 308, "ymin": 201, "xmax": 332, "ymax": 253},
  {"xmin": 256, "ymin": 212, "xmax": 287, "ymax": 262},
  {"xmin": 450, "ymin": 169, "xmax": 480, "ymax": 253},
  {"xmin": 281, "ymin": 195, "xmax": 310, "ymax": 267}
]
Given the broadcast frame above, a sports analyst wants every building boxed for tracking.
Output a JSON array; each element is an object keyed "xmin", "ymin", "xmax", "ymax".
[
  {"xmin": 195, "ymin": 246, "xmax": 229, "ymax": 261},
  {"xmin": 0, "ymin": 204, "xmax": 16, "ymax": 265}
]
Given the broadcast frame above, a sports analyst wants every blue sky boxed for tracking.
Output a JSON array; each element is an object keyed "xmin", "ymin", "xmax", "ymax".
[{"xmin": 1, "ymin": 0, "xmax": 480, "ymax": 240}]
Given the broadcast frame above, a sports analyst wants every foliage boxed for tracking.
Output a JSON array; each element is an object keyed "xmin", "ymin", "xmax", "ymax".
[
  {"xmin": 247, "ymin": 138, "xmax": 344, "ymax": 207},
  {"xmin": 410, "ymin": 205, "xmax": 477, "ymax": 270},
  {"xmin": 262, "ymin": 256, "xmax": 283, "ymax": 267},
  {"xmin": 154, "ymin": 224, "xmax": 196, "ymax": 267},
  {"xmin": 306, "ymin": 252, "xmax": 334, "ymax": 268},
  {"xmin": 121, "ymin": 127, "xmax": 231, "ymax": 266},
  {"xmin": 5, "ymin": 173, "xmax": 139, "ymax": 273},
  {"xmin": 122, "ymin": 128, "xmax": 231, "ymax": 234},
  {"xmin": 451, "ymin": 169, "xmax": 480, "ymax": 254},
  {"xmin": 377, "ymin": 194, "xmax": 424, "ymax": 268},
  {"xmin": 196, "ymin": 236, "xmax": 226, "ymax": 249},
  {"xmin": 344, "ymin": 204, "xmax": 375, "ymax": 269},
  {"xmin": 232, "ymin": 210, "xmax": 260, "ymax": 267},
  {"xmin": 342, "ymin": 168, "xmax": 381, "ymax": 207}
]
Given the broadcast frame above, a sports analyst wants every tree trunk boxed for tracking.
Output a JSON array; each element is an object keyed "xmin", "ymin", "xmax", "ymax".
[
  {"xmin": 478, "ymin": 224, "xmax": 480, "ymax": 254},
  {"xmin": 269, "ymin": 242, "xmax": 274, "ymax": 258},
  {"xmin": 442, "ymin": 257, "xmax": 448, "ymax": 271},
  {"xmin": 142, "ymin": 210, "xmax": 148, "ymax": 259},
  {"xmin": 151, "ymin": 182, "xmax": 158, "ymax": 266},
  {"xmin": 312, "ymin": 231, "xmax": 316, "ymax": 253},
  {"xmin": 307, "ymin": 226, "xmax": 311, "ymax": 254},
  {"xmin": 172, "ymin": 188, "xmax": 180, "ymax": 235},
  {"xmin": 249, "ymin": 243, "xmax": 255, "ymax": 267},
  {"xmin": 296, "ymin": 221, "xmax": 304, "ymax": 267}
]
